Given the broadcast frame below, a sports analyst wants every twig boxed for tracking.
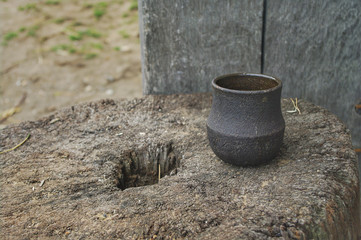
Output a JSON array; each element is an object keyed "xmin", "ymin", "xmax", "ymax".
[
  {"xmin": 16, "ymin": 93, "xmax": 27, "ymax": 108},
  {"xmin": 0, "ymin": 93, "xmax": 27, "ymax": 124},
  {"xmin": 158, "ymin": 164, "xmax": 161, "ymax": 181},
  {"xmin": 287, "ymin": 98, "xmax": 301, "ymax": 114},
  {"xmin": 0, "ymin": 62, "xmax": 20, "ymax": 76},
  {"xmin": 39, "ymin": 180, "xmax": 45, "ymax": 187},
  {"xmin": 0, "ymin": 134, "xmax": 31, "ymax": 154}
]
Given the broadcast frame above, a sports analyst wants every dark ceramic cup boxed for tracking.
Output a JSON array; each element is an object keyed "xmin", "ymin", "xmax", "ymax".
[{"xmin": 207, "ymin": 73, "xmax": 285, "ymax": 166}]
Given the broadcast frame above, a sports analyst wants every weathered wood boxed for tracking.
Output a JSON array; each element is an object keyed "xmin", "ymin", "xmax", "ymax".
[
  {"xmin": 139, "ymin": 0, "xmax": 263, "ymax": 94},
  {"xmin": 0, "ymin": 95, "xmax": 359, "ymax": 239},
  {"xmin": 264, "ymin": 0, "xmax": 361, "ymax": 147}
]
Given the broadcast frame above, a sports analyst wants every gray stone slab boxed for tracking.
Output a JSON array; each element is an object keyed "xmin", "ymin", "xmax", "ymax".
[
  {"xmin": 139, "ymin": 0, "xmax": 263, "ymax": 94},
  {"xmin": 0, "ymin": 94, "xmax": 360, "ymax": 239},
  {"xmin": 264, "ymin": 0, "xmax": 361, "ymax": 147}
]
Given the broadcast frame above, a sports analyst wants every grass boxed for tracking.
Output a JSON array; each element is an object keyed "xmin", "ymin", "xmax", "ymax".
[
  {"xmin": 94, "ymin": 2, "xmax": 108, "ymax": 19},
  {"xmin": 90, "ymin": 42, "xmax": 103, "ymax": 50},
  {"xmin": 122, "ymin": 12, "xmax": 129, "ymax": 18},
  {"xmin": 18, "ymin": 27, "xmax": 27, "ymax": 32},
  {"xmin": 69, "ymin": 33, "xmax": 82, "ymax": 41},
  {"xmin": 3, "ymin": 32, "xmax": 18, "ymax": 41},
  {"xmin": 129, "ymin": 0, "xmax": 138, "ymax": 11},
  {"xmin": 126, "ymin": 14, "xmax": 138, "ymax": 24},
  {"xmin": 51, "ymin": 42, "xmax": 103, "ymax": 59},
  {"xmin": 84, "ymin": 53, "xmax": 97, "ymax": 59},
  {"xmin": 114, "ymin": 46, "xmax": 120, "ymax": 51},
  {"xmin": 70, "ymin": 21, "xmax": 83, "ymax": 27},
  {"xmin": 18, "ymin": 3, "xmax": 38, "ymax": 11},
  {"xmin": 54, "ymin": 18, "xmax": 65, "ymax": 24},
  {"xmin": 27, "ymin": 25, "xmax": 40, "ymax": 37},
  {"xmin": 68, "ymin": 29, "xmax": 102, "ymax": 41},
  {"xmin": 45, "ymin": 0, "xmax": 60, "ymax": 5},
  {"xmin": 81, "ymin": 29, "xmax": 102, "ymax": 38},
  {"xmin": 119, "ymin": 30, "xmax": 130, "ymax": 38},
  {"xmin": 51, "ymin": 44, "xmax": 77, "ymax": 54}
]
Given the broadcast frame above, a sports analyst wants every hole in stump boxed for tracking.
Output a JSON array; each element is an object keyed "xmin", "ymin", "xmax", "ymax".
[{"xmin": 115, "ymin": 142, "xmax": 179, "ymax": 190}]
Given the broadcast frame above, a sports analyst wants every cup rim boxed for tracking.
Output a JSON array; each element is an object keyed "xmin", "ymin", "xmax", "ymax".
[{"xmin": 212, "ymin": 73, "xmax": 282, "ymax": 95}]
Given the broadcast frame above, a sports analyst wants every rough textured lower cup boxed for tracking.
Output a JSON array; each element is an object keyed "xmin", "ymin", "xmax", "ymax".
[{"xmin": 207, "ymin": 73, "xmax": 285, "ymax": 166}]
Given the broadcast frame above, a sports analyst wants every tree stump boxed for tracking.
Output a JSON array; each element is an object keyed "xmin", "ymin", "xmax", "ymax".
[{"xmin": 0, "ymin": 94, "xmax": 359, "ymax": 239}]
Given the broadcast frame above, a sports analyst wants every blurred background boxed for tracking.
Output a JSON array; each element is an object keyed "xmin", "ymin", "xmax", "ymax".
[{"xmin": 0, "ymin": 0, "xmax": 142, "ymax": 127}]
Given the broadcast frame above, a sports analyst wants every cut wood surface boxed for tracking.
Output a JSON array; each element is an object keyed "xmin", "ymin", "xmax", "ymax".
[{"xmin": 0, "ymin": 94, "xmax": 359, "ymax": 239}]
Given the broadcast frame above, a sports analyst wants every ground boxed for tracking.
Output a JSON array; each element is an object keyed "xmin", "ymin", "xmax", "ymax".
[{"xmin": 0, "ymin": 0, "xmax": 142, "ymax": 127}]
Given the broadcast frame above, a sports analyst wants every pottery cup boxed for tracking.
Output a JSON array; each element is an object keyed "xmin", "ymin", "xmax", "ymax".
[{"xmin": 207, "ymin": 73, "xmax": 285, "ymax": 166}]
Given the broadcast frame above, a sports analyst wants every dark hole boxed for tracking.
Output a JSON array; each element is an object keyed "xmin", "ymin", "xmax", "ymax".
[
  {"xmin": 215, "ymin": 75, "xmax": 278, "ymax": 91},
  {"xmin": 115, "ymin": 142, "xmax": 179, "ymax": 190}
]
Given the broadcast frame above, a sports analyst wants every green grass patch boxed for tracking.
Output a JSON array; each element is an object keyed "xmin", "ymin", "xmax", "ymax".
[
  {"xmin": 4, "ymin": 32, "xmax": 18, "ymax": 41},
  {"xmin": 83, "ymin": 3, "xmax": 93, "ymax": 9},
  {"xmin": 27, "ymin": 25, "xmax": 40, "ymax": 37},
  {"xmin": 84, "ymin": 53, "xmax": 98, "ymax": 59},
  {"xmin": 45, "ymin": 0, "xmax": 60, "ymax": 5},
  {"xmin": 51, "ymin": 44, "xmax": 77, "ymax": 54},
  {"xmin": 114, "ymin": 46, "xmax": 120, "ymax": 51},
  {"xmin": 110, "ymin": 0, "xmax": 123, "ymax": 4},
  {"xmin": 126, "ymin": 14, "xmax": 138, "ymax": 24},
  {"xmin": 94, "ymin": 2, "xmax": 108, "ymax": 19},
  {"xmin": 122, "ymin": 12, "xmax": 129, "ymax": 18},
  {"xmin": 18, "ymin": 27, "xmax": 27, "ymax": 32},
  {"xmin": 81, "ymin": 29, "xmax": 102, "ymax": 38},
  {"xmin": 129, "ymin": 0, "xmax": 138, "ymax": 11},
  {"xmin": 54, "ymin": 18, "xmax": 65, "ymax": 24},
  {"xmin": 68, "ymin": 29, "xmax": 102, "ymax": 41},
  {"xmin": 69, "ymin": 33, "xmax": 82, "ymax": 41},
  {"xmin": 119, "ymin": 30, "xmax": 130, "ymax": 38},
  {"xmin": 90, "ymin": 42, "xmax": 103, "ymax": 50},
  {"xmin": 70, "ymin": 21, "xmax": 83, "ymax": 27},
  {"xmin": 18, "ymin": 3, "xmax": 38, "ymax": 11}
]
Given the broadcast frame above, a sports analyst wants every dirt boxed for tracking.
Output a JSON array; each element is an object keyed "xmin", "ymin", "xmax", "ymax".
[
  {"xmin": 0, "ymin": 0, "xmax": 142, "ymax": 127},
  {"xmin": 0, "ymin": 94, "xmax": 359, "ymax": 239}
]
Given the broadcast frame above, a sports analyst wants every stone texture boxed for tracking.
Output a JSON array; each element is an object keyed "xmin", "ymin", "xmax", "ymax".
[
  {"xmin": 0, "ymin": 94, "xmax": 359, "ymax": 239},
  {"xmin": 139, "ymin": 0, "xmax": 263, "ymax": 94},
  {"xmin": 264, "ymin": 0, "xmax": 361, "ymax": 147}
]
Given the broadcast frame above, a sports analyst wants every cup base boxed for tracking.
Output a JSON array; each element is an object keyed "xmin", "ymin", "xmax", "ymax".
[{"xmin": 207, "ymin": 125, "xmax": 284, "ymax": 166}]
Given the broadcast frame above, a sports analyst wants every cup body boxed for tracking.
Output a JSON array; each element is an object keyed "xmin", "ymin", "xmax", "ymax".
[{"xmin": 207, "ymin": 73, "xmax": 285, "ymax": 166}]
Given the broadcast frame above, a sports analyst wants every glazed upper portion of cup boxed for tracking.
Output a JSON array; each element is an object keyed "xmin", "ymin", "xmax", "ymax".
[
  {"xmin": 207, "ymin": 73, "xmax": 284, "ymax": 137},
  {"xmin": 212, "ymin": 73, "xmax": 282, "ymax": 95}
]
